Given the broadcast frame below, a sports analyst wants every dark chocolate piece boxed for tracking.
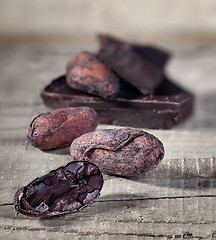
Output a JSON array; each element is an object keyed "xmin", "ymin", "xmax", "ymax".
[
  {"xmin": 97, "ymin": 34, "xmax": 170, "ymax": 95},
  {"xmin": 14, "ymin": 161, "xmax": 103, "ymax": 217},
  {"xmin": 41, "ymin": 75, "xmax": 193, "ymax": 129}
]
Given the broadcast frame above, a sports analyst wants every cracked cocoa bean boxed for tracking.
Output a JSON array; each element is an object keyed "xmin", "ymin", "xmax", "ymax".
[
  {"xmin": 14, "ymin": 161, "xmax": 103, "ymax": 217},
  {"xmin": 70, "ymin": 128, "xmax": 164, "ymax": 176},
  {"xmin": 27, "ymin": 107, "xmax": 99, "ymax": 150},
  {"xmin": 66, "ymin": 51, "xmax": 120, "ymax": 99}
]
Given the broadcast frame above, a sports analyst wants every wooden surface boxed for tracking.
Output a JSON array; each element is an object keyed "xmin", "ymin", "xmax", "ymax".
[
  {"xmin": 1, "ymin": 0, "xmax": 216, "ymax": 45},
  {"xmin": 1, "ymin": 42, "xmax": 216, "ymax": 239}
]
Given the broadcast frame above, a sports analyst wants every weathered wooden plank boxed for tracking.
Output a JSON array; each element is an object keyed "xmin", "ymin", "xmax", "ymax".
[
  {"xmin": 1, "ymin": 197, "xmax": 216, "ymax": 238},
  {"xmin": 0, "ymin": 228, "xmax": 156, "ymax": 240},
  {"xmin": 1, "ymin": 127, "xmax": 216, "ymax": 204},
  {"xmin": 1, "ymin": 0, "xmax": 216, "ymax": 46},
  {"xmin": 1, "ymin": 123, "xmax": 216, "ymax": 239},
  {"xmin": 1, "ymin": 43, "xmax": 216, "ymax": 239}
]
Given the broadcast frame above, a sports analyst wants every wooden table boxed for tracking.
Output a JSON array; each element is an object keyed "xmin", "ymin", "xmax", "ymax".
[{"xmin": 1, "ymin": 42, "xmax": 216, "ymax": 239}]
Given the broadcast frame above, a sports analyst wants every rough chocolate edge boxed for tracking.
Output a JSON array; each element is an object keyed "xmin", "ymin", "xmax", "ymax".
[{"xmin": 41, "ymin": 75, "xmax": 193, "ymax": 129}]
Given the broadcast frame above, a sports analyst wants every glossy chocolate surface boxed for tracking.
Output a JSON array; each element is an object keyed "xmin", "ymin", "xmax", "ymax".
[{"xmin": 41, "ymin": 75, "xmax": 193, "ymax": 129}]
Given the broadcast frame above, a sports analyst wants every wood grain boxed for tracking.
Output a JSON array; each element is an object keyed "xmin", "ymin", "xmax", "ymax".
[{"xmin": 0, "ymin": 43, "xmax": 216, "ymax": 239}]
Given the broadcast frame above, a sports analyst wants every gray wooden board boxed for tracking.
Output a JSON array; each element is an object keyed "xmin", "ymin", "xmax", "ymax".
[{"xmin": 1, "ymin": 44, "xmax": 216, "ymax": 239}]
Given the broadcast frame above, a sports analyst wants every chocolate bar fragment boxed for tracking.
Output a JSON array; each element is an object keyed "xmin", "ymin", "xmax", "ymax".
[
  {"xmin": 97, "ymin": 34, "xmax": 170, "ymax": 95},
  {"xmin": 41, "ymin": 75, "xmax": 193, "ymax": 129}
]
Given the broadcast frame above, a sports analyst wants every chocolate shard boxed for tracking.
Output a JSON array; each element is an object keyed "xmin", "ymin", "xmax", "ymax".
[
  {"xmin": 97, "ymin": 34, "xmax": 170, "ymax": 95},
  {"xmin": 41, "ymin": 75, "xmax": 193, "ymax": 129},
  {"xmin": 14, "ymin": 161, "xmax": 103, "ymax": 217}
]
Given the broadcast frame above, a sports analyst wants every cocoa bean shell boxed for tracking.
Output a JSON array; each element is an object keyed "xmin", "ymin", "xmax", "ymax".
[
  {"xmin": 27, "ymin": 107, "xmax": 99, "ymax": 150},
  {"xmin": 70, "ymin": 128, "xmax": 165, "ymax": 176},
  {"xmin": 14, "ymin": 161, "xmax": 103, "ymax": 217}
]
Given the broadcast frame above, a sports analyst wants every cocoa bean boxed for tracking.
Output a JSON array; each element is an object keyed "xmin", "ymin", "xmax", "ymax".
[
  {"xmin": 70, "ymin": 128, "xmax": 165, "ymax": 176},
  {"xmin": 27, "ymin": 107, "xmax": 99, "ymax": 150},
  {"xmin": 14, "ymin": 161, "xmax": 103, "ymax": 217},
  {"xmin": 66, "ymin": 51, "xmax": 119, "ymax": 99}
]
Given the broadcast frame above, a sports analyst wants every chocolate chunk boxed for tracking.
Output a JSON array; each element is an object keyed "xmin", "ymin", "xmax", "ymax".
[
  {"xmin": 41, "ymin": 75, "xmax": 193, "ymax": 129},
  {"xmin": 97, "ymin": 34, "xmax": 170, "ymax": 95},
  {"xmin": 14, "ymin": 161, "xmax": 103, "ymax": 217}
]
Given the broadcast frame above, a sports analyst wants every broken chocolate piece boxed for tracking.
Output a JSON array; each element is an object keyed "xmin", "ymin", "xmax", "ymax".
[
  {"xmin": 14, "ymin": 161, "xmax": 103, "ymax": 217},
  {"xmin": 97, "ymin": 34, "xmax": 170, "ymax": 95},
  {"xmin": 41, "ymin": 75, "xmax": 193, "ymax": 129}
]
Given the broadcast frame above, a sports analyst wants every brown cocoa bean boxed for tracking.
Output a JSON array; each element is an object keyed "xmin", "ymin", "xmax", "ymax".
[
  {"xmin": 66, "ymin": 51, "xmax": 119, "ymax": 99},
  {"xmin": 70, "ymin": 128, "xmax": 164, "ymax": 176},
  {"xmin": 27, "ymin": 107, "xmax": 99, "ymax": 150},
  {"xmin": 14, "ymin": 161, "xmax": 103, "ymax": 217}
]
